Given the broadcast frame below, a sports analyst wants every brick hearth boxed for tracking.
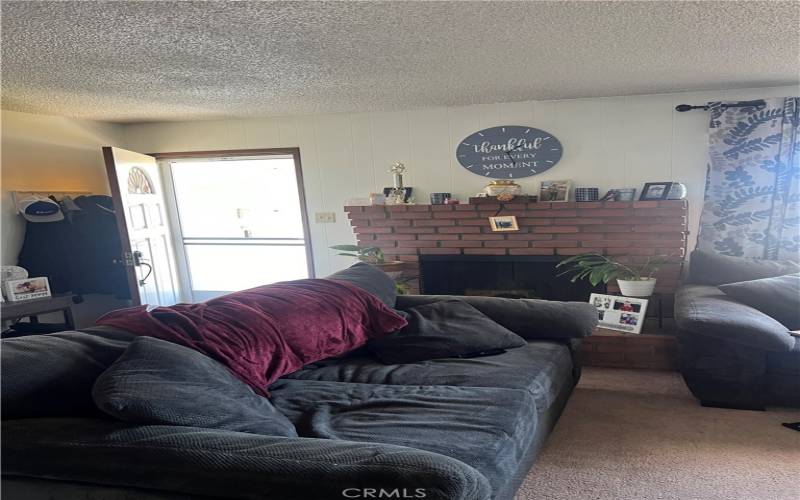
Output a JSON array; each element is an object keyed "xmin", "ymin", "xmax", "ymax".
[{"xmin": 346, "ymin": 199, "xmax": 688, "ymax": 295}]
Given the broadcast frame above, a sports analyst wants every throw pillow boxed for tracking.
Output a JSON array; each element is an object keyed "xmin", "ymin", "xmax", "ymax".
[
  {"xmin": 688, "ymin": 250, "xmax": 800, "ymax": 286},
  {"xmin": 1, "ymin": 328, "xmax": 133, "ymax": 419},
  {"xmin": 93, "ymin": 337, "xmax": 298, "ymax": 437},
  {"xmin": 328, "ymin": 262, "xmax": 398, "ymax": 307},
  {"xmin": 719, "ymin": 274, "xmax": 800, "ymax": 330},
  {"xmin": 368, "ymin": 299, "xmax": 526, "ymax": 364},
  {"xmin": 96, "ymin": 278, "xmax": 407, "ymax": 395}
]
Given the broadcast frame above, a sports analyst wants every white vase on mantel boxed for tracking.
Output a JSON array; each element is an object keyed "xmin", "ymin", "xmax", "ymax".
[{"xmin": 616, "ymin": 278, "xmax": 657, "ymax": 297}]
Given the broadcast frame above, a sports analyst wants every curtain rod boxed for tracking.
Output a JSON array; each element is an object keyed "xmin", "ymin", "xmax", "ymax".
[{"xmin": 675, "ymin": 99, "xmax": 766, "ymax": 112}]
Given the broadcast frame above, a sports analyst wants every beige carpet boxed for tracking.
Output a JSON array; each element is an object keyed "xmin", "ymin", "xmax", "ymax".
[{"xmin": 516, "ymin": 368, "xmax": 800, "ymax": 500}]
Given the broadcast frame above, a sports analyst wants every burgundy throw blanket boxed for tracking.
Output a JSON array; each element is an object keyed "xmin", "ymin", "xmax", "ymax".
[{"xmin": 97, "ymin": 279, "xmax": 407, "ymax": 395}]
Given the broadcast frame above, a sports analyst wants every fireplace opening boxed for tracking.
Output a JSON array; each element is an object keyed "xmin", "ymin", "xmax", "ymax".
[{"xmin": 419, "ymin": 255, "xmax": 605, "ymax": 302}]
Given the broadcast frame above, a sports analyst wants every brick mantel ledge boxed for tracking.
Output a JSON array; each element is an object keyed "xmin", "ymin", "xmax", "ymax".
[{"xmin": 345, "ymin": 200, "xmax": 688, "ymax": 295}]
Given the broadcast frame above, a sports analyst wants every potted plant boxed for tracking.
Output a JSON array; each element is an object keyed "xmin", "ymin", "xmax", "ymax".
[
  {"xmin": 329, "ymin": 245, "xmax": 405, "ymax": 273},
  {"xmin": 556, "ymin": 253, "xmax": 669, "ymax": 297}
]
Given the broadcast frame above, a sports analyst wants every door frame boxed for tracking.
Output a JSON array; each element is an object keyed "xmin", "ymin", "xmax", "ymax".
[
  {"xmin": 102, "ymin": 146, "xmax": 143, "ymax": 305},
  {"xmin": 149, "ymin": 147, "xmax": 315, "ymax": 280}
]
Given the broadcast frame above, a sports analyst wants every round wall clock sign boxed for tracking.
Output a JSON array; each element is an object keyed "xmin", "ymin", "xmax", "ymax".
[{"xmin": 456, "ymin": 126, "xmax": 563, "ymax": 179}]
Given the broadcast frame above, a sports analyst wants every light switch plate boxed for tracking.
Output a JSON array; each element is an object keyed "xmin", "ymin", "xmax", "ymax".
[{"xmin": 315, "ymin": 212, "xmax": 336, "ymax": 223}]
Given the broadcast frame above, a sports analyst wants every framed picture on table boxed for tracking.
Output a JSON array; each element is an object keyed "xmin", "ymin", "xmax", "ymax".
[
  {"xmin": 4, "ymin": 276, "xmax": 51, "ymax": 302},
  {"xmin": 590, "ymin": 293, "xmax": 649, "ymax": 334}
]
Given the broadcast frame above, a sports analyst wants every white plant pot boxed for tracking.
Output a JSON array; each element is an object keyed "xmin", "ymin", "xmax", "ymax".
[{"xmin": 617, "ymin": 278, "xmax": 657, "ymax": 297}]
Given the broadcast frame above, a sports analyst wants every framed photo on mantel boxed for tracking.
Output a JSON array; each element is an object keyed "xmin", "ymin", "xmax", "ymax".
[
  {"xmin": 488, "ymin": 215, "xmax": 519, "ymax": 232},
  {"xmin": 540, "ymin": 180, "xmax": 571, "ymax": 202},
  {"xmin": 639, "ymin": 182, "xmax": 672, "ymax": 201}
]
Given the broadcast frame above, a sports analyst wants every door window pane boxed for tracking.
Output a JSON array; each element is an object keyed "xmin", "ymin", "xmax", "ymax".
[
  {"xmin": 168, "ymin": 155, "xmax": 311, "ymax": 301},
  {"xmin": 171, "ymin": 158, "xmax": 304, "ymax": 239},
  {"xmin": 185, "ymin": 244, "xmax": 308, "ymax": 301}
]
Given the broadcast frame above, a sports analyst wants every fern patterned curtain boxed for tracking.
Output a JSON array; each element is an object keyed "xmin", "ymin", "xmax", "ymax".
[{"xmin": 697, "ymin": 97, "xmax": 800, "ymax": 260}]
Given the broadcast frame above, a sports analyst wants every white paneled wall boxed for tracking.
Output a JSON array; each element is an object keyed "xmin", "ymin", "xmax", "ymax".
[{"xmin": 124, "ymin": 85, "xmax": 799, "ymax": 277}]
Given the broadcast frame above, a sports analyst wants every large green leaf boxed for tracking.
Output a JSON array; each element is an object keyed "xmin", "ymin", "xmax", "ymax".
[{"xmin": 330, "ymin": 245, "xmax": 361, "ymax": 252}]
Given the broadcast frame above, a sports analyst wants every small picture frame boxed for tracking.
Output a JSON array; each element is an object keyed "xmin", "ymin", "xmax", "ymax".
[
  {"xmin": 539, "ymin": 180, "xmax": 571, "ymax": 202},
  {"xmin": 599, "ymin": 189, "xmax": 618, "ymax": 202},
  {"xmin": 639, "ymin": 182, "xmax": 673, "ymax": 201},
  {"xmin": 4, "ymin": 276, "xmax": 52, "ymax": 302},
  {"xmin": 488, "ymin": 215, "xmax": 519, "ymax": 232},
  {"xmin": 614, "ymin": 188, "xmax": 637, "ymax": 201},
  {"xmin": 590, "ymin": 293, "xmax": 649, "ymax": 334}
]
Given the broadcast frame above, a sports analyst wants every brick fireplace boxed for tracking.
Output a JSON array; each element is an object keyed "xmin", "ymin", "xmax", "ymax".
[
  {"xmin": 346, "ymin": 198, "xmax": 688, "ymax": 369},
  {"xmin": 345, "ymin": 199, "xmax": 688, "ymax": 298}
]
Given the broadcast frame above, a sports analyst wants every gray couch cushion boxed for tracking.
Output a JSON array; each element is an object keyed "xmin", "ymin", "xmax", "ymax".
[
  {"xmin": 396, "ymin": 295, "xmax": 597, "ymax": 340},
  {"xmin": 2, "ymin": 418, "xmax": 491, "ymax": 500},
  {"xmin": 719, "ymin": 274, "xmax": 800, "ymax": 330},
  {"xmin": 1, "ymin": 328, "xmax": 133, "ymax": 419},
  {"xmin": 281, "ymin": 341, "xmax": 573, "ymax": 414},
  {"xmin": 368, "ymin": 300, "xmax": 526, "ymax": 364},
  {"xmin": 269, "ymin": 379, "xmax": 536, "ymax": 496},
  {"xmin": 93, "ymin": 337, "xmax": 297, "ymax": 437},
  {"xmin": 687, "ymin": 250, "xmax": 800, "ymax": 286},
  {"xmin": 675, "ymin": 285, "xmax": 795, "ymax": 352},
  {"xmin": 327, "ymin": 262, "xmax": 397, "ymax": 307}
]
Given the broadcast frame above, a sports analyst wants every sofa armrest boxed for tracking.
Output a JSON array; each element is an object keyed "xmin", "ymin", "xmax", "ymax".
[
  {"xmin": 2, "ymin": 418, "xmax": 491, "ymax": 500},
  {"xmin": 675, "ymin": 285, "xmax": 795, "ymax": 352},
  {"xmin": 395, "ymin": 295, "xmax": 597, "ymax": 340}
]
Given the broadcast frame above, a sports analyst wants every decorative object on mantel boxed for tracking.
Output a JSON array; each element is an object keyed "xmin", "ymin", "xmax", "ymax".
[
  {"xmin": 614, "ymin": 188, "xmax": 637, "ymax": 201},
  {"xmin": 599, "ymin": 190, "xmax": 618, "ymax": 202},
  {"xmin": 575, "ymin": 187, "xmax": 599, "ymax": 202},
  {"xmin": 384, "ymin": 162, "xmax": 412, "ymax": 204},
  {"xmin": 666, "ymin": 182, "xmax": 687, "ymax": 200},
  {"xmin": 484, "ymin": 180, "xmax": 522, "ymax": 200},
  {"xmin": 488, "ymin": 215, "xmax": 519, "ymax": 232},
  {"xmin": 456, "ymin": 126, "xmax": 563, "ymax": 179},
  {"xmin": 369, "ymin": 193, "xmax": 386, "ymax": 205},
  {"xmin": 557, "ymin": 253, "xmax": 671, "ymax": 297},
  {"xmin": 382, "ymin": 187, "xmax": 412, "ymax": 204},
  {"xmin": 430, "ymin": 192, "xmax": 451, "ymax": 204},
  {"xmin": 640, "ymin": 182, "xmax": 673, "ymax": 201},
  {"xmin": 539, "ymin": 180, "xmax": 571, "ymax": 202},
  {"xmin": 468, "ymin": 195, "xmax": 536, "ymax": 204}
]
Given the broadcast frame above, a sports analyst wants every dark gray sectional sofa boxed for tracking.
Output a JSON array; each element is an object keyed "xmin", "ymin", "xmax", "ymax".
[
  {"xmin": 2, "ymin": 267, "xmax": 597, "ymax": 500},
  {"xmin": 675, "ymin": 251, "xmax": 800, "ymax": 410}
]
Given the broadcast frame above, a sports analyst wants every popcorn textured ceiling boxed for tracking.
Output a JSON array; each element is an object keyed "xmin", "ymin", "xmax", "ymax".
[{"xmin": 2, "ymin": 1, "xmax": 798, "ymax": 123}]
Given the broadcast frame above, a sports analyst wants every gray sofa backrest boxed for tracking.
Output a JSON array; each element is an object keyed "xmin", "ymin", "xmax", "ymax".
[{"xmin": 686, "ymin": 250, "xmax": 799, "ymax": 286}]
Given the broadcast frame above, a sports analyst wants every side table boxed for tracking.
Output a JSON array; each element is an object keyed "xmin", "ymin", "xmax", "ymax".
[
  {"xmin": 1, "ymin": 294, "xmax": 78, "ymax": 336},
  {"xmin": 582, "ymin": 328, "xmax": 679, "ymax": 370}
]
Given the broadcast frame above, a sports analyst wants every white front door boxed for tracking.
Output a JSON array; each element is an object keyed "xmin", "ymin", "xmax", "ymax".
[{"xmin": 103, "ymin": 147, "xmax": 180, "ymax": 306}]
